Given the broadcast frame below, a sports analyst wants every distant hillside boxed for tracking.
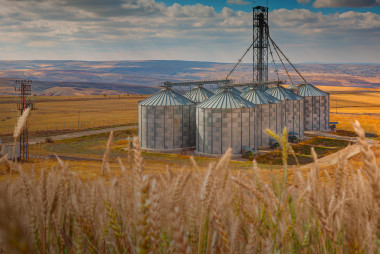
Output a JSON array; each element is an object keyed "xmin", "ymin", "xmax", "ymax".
[{"xmin": 0, "ymin": 60, "xmax": 379, "ymax": 95}]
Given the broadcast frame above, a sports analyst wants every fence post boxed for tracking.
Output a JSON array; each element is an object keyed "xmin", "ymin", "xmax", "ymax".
[{"xmin": 47, "ymin": 123, "xmax": 48, "ymax": 131}]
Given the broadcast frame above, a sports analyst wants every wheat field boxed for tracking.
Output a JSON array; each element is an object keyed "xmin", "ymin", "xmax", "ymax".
[
  {"xmin": 0, "ymin": 95, "xmax": 147, "ymax": 134},
  {"xmin": 0, "ymin": 121, "xmax": 379, "ymax": 253}
]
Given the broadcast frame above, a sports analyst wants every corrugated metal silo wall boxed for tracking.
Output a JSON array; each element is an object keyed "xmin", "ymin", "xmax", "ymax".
[
  {"xmin": 139, "ymin": 104, "xmax": 195, "ymax": 150},
  {"xmin": 304, "ymin": 96, "xmax": 330, "ymax": 131},
  {"xmin": 196, "ymin": 108, "xmax": 257, "ymax": 155},
  {"xmin": 256, "ymin": 103, "xmax": 285, "ymax": 147},
  {"xmin": 283, "ymin": 100, "xmax": 304, "ymax": 137}
]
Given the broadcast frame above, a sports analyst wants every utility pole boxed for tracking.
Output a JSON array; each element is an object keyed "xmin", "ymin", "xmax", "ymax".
[
  {"xmin": 15, "ymin": 80, "xmax": 36, "ymax": 160},
  {"xmin": 336, "ymin": 100, "xmax": 337, "ymax": 114}
]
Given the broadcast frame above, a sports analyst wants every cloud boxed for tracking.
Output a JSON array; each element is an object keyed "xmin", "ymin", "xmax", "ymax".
[
  {"xmin": 270, "ymin": 8, "xmax": 380, "ymax": 31},
  {"xmin": 297, "ymin": 0, "xmax": 311, "ymax": 4},
  {"xmin": 226, "ymin": 0, "xmax": 250, "ymax": 5},
  {"xmin": 313, "ymin": 0, "xmax": 380, "ymax": 8}
]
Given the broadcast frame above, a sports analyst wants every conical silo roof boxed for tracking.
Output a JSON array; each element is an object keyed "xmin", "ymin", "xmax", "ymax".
[
  {"xmin": 244, "ymin": 88, "xmax": 282, "ymax": 104},
  {"xmin": 266, "ymin": 86, "xmax": 303, "ymax": 101},
  {"xmin": 139, "ymin": 88, "xmax": 194, "ymax": 106},
  {"xmin": 297, "ymin": 83, "xmax": 328, "ymax": 97},
  {"xmin": 184, "ymin": 86, "xmax": 214, "ymax": 103},
  {"xmin": 213, "ymin": 86, "xmax": 242, "ymax": 95},
  {"xmin": 197, "ymin": 89, "xmax": 256, "ymax": 109}
]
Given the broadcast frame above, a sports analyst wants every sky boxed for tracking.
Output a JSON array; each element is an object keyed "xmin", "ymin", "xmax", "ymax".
[{"xmin": 1, "ymin": 0, "xmax": 380, "ymax": 63}]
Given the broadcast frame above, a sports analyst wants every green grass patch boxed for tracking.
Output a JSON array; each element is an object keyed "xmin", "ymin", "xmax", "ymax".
[
  {"xmin": 301, "ymin": 137, "xmax": 350, "ymax": 148},
  {"xmin": 255, "ymin": 137, "xmax": 350, "ymax": 165}
]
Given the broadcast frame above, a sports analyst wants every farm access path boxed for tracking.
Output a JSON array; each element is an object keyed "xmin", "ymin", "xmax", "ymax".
[
  {"xmin": 301, "ymin": 131, "xmax": 379, "ymax": 169},
  {"xmin": 28, "ymin": 125, "xmax": 138, "ymax": 145}
]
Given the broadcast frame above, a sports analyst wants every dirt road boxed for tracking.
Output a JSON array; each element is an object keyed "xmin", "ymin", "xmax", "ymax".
[{"xmin": 28, "ymin": 125, "xmax": 138, "ymax": 145}]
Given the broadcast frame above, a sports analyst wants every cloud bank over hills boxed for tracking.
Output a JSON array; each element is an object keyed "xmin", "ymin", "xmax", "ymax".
[{"xmin": 0, "ymin": 0, "xmax": 379, "ymax": 63}]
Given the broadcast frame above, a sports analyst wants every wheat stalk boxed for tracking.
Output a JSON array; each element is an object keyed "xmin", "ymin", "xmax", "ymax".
[{"xmin": 101, "ymin": 131, "xmax": 113, "ymax": 176}]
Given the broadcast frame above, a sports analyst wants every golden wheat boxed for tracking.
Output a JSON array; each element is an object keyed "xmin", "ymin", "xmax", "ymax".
[{"xmin": 0, "ymin": 122, "xmax": 379, "ymax": 253}]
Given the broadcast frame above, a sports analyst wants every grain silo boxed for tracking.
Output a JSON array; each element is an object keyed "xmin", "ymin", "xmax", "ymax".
[
  {"xmin": 184, "ymin": 85, "xmax": 214, "ymax": 103},
  {"xmin": 266, "ymin": 85, "xmax": 305, "ymax": 138},
  {"xmin": 243, "ymin": 88, "xmax": 284, "ymax": 147},
  {"xmin": 138, "ymin": 87, "xmax": 195, "ymax": 152},
  {"xmin": 297, "ymin": 83, "xmax": 330, "ymax": 131},
  {"xmin": 196, "ymin": 89, "xmax": 257, "ymax": 156},
  {"xmin": 213, "ymin": 86, "xmax": 242, "ymax": 95}
]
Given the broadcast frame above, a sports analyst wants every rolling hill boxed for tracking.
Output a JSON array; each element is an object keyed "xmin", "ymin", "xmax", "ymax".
[{"xmin": 0, "ymin": 60, "xmax": 379, "ymax": 95}]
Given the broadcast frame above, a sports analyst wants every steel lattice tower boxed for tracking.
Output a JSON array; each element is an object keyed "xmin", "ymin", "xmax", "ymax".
[{"xmin": 253, "ymin": 6, "xmax": 269, "ymax": 83}]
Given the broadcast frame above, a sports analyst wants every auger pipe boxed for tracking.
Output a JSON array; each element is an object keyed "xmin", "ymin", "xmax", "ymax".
[
  {"xmin": 226, "ymin": 80, "xmax": 284, "ymax": 88},
  {"xmin": 159, "ymin": 79, "xmax": 232, "ymax": 88}
]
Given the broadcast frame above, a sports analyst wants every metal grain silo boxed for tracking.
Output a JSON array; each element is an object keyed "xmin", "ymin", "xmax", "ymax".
[
  {"xmin": 297, "ymin": 83, "xmax": 330, "ymax": 131},
  {"xmin": 213, "ymin": 86, "xmax": 242, "ymax": 96},
  {"xmin": 195, "ymin": 89, "xmax": 257, "ymax": 156},
  {"xmin": 184, "ymin": 85, "xmax": 214, "ymax": 103},
  {"xmin": 138, "ymin": 88, "xmax": 195, "ymax": 152},
  {"xmin": 266, "ymin": 86, "xmax": 305, "ymax": 138},
  {"xmin": 243, "ymin": 88, "xmax": 284, "ymax": 148}
]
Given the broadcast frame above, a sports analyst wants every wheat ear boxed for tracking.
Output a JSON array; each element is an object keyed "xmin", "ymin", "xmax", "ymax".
[
  {"xmin": 172, "ymin": 206, "xmax": 191, "ymax": 254},
  {"xmin": 137, "ymin": 175, "xmax": 150, "ymax": 254},
  {"xmin": 353, "ymin": 121, "xmax": 380, "ymax": 203},
  {"xmin": 149, "ymin": 178, "xmax": 161, "ymax": 253}
]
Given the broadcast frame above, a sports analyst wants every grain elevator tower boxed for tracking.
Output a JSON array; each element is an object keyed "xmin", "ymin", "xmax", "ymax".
[{"xmin": 253, "ymin": 6, "xmax": 269, "ymax": 83}]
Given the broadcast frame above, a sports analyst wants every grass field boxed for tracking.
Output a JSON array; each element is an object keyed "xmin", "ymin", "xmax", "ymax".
[
  {"xmin": 256, "ymin": 137, "xmax": 352, "ymax": 165},
  {"xmin": 27, "ymin": 129, "xmax": 275, "ymax": 174}
]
